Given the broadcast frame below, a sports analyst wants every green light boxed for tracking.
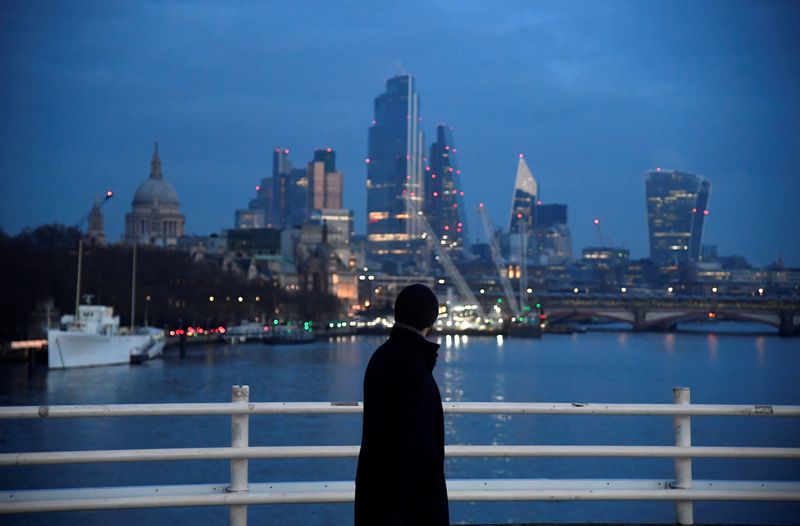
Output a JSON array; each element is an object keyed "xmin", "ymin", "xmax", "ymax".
[
  {"xmin": 273, "ymin": 319, "xmax": 279, "ymax": 325},
  {"xmin": 523, "ymin": 306, "xmax": 531, "ymax": 312},
  {"xmin": 497, "ymin": 298, "xmax": 503, "ymax": 303},
  {"xmin": 535, "ymin": 303, "xmax": 542, "ymax": 309}
]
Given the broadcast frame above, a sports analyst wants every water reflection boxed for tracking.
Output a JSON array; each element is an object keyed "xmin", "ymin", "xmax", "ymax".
[
  {"xmin": 664, "ymin": 333, "xmax": 675, "ymax": 354},
  {"xmin": 755, "ymin": 335, "xmax": 766, "ymax": 365},
  {"xmin": 707, "ymin": 333, "xmax": 719, "ymax": 361}
]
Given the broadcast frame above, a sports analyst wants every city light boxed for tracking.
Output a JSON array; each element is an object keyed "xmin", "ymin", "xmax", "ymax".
[{"xmin": 208, "ymin": 296, "xmax": 214, "ymax": 302}]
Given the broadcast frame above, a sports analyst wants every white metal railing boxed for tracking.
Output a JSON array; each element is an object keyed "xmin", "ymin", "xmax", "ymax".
[{"xmin": 1, "ymin": 386, "xmax": 799, "ymax": 526}]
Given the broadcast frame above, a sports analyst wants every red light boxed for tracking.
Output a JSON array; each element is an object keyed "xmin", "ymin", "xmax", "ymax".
[
  {"xmin": 538, "ymin": 314, "xmax": 547, "ymax": 320},
  {"xmin": 431, "ymin": 174, "xmax": 436, "ymax": 179},
  {"xmin": 453, "ymin": 204, "xmax": 458, "ymax": 208},
  {"xmin": 445, "ymin": 146, "xmax": 450, "ymax": 150},
  {"xmin": 457, "ymin": 222, "xmax": 462, "ymax": 227},
  {"xmin": 519, "ymin": 153, "xmax": 524, "ymax": 159},
  {"xmin": 593, "ymin": 218, "xmax": 600, "ymax": 225},
  {"xmin": 326, "ymin": 147, "xmax": 332, "ymax": 152},
  {"xmin": 517, "ymin": 213, "xmax": 523, "ymax": 219},
  {"xmin": 708, "ymin": 312, "xmax": 716, "ymax": 319},
  {"xmin": 433, "ymin": 192, "xmax": 439, "ymax": 197},
  {"xmin": 106, "ymin": 190, "xmax": 113, "ymax": 198},
  {"xmin": 537, "ymin": 200, "xmax": 542, "ymax": 205},
  {"xmin": 256, "ymin": 185, "xmax": 261, "ymax": 191},
  {"xmin": 283, "ymin": 149, "xmax": 289, "ymax": 154},
  {"xmin": 169, "ymin": 330, "xmax": 175, "ymax": 336},
  {"xmin": 425, "ymin": 166, "xmax": 431, "ymax": 171},
  {"xmin": 692, "ymin": 208, "xmax": 697, "ymax": 213},
  {"xmin": 460, "ymin": 191, "xmax": 464, "ymax": 196},
  {"xmin": 703, "ymin": 210, "xmax": 709, "ymax": 215},
  {"xmin": 456, "ymin": 228, "xmax": 462, "ymax": 232},
  {"xmin": 456, "ymin": 170, "xmax": 461, "ymax": 174},
  {"xmin": 444, "ymin": 225, "xmax": 450, "ymax": 231},
  {"xmin": 274, "ymin": 148, "xmax": 280, "ymax": 153},
  {"xmin": 365, "ymin": 158, "xmax": 371, "ymax": 164}
]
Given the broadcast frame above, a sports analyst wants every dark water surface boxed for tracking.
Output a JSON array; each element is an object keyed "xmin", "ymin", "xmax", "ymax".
[{"xmin": 1, "ymin": 329, "xmax": 799, "ymax": 524}]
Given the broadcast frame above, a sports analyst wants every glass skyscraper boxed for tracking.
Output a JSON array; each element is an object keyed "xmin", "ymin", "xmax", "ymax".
[
  {"xmin": 425, "ymin": 124, "xmax": 467, "ymax": 256},
  {"xmin": 366, "ymin": 75, "xmax": 424, "ymax": 264},
  {"xmin": 645, "ymin": 169, "xmax": 711, "ymax": 266}
]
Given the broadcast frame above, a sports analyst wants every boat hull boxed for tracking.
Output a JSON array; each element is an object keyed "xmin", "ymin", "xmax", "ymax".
[{"xmin": 48, "ymin": 329, "xmax": 164, "ymax": 369}]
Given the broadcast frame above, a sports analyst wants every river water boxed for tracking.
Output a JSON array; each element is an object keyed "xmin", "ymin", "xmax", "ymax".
[{"xmin": 1, "ymin": 326, "xmax": 799, "ymax": 525}]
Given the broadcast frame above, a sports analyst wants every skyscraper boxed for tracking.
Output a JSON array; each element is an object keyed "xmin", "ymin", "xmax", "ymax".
[
  {"xmin": 508, "ymin": 155, "xmax": 538, "ymax": 234},
  {"xmin": 645, "ymin": 169, "xmax": 711, "ymax": 266},
  {"xmin": 507, "ymin": 155, "xmax": 538, "ymax": 261},
  {"xmin": 425, "ymin": 124, "xmax": 468, "ymax": 256},
  {"xmin": 308, "ymin": 148, "xmax": 343, "ymax": 211},
  {"xmin": 366, "ymin": 75, "xmax": 424, "ymax": 264},
  {"xmin": 272, "ymin": 148, "xmax": 292, "ymax": 229}
]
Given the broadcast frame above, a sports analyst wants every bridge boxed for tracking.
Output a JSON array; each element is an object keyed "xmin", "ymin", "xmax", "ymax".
[{"xmin": 524, "ymin": 295, "xmax": 800, "ymax": 335}]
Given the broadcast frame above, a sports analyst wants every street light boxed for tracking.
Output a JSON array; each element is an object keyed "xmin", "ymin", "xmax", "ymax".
[
  {"xmin": 620, "ymin": 287, "xmax": 627, "ymax": 294},
  {"xmin": 209, "ymin": 296, "xmax": 215, "ymax": 302},
  {"xmin": 711, "ymin": 286, "xmax": 718, "ymax": 294},
  {"xmin": 573, "ymin": 287, "xmax": 579, "ymax": 294}
]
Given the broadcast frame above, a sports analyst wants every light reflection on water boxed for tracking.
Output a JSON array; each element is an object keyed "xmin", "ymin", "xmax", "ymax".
[{"xmin": 1, "ymin": 330, "xmax": 799, "ymax": 525}]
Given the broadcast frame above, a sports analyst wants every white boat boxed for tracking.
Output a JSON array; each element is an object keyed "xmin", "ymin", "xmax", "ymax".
[{"xmin": 48, "ymin": 305, "xmax": 165, "ymax": 369}]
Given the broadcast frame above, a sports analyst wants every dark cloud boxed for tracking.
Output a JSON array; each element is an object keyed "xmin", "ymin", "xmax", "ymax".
[{"xmin": 1, "ymin": 0, "xmax": 798, "ymax": 265}]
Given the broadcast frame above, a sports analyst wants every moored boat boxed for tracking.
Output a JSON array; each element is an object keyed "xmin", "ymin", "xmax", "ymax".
[{"xmin": 48, "ymin": 305, "xmax": 165, "ymax": 369}]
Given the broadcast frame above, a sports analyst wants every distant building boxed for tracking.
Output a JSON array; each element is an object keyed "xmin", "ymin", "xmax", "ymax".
[
  {"xmin": 125, "ymin": 143, "xmax": 185, "ymax": 246},
  {"xmin": 310, "ymin": 208, "xmax": 353, "ymax": 247},
  {"xmin": 582, "ymin": 246, "xmax": 630, "ymax": 290},
  {"xmin": 226, "ymin": 228, "xmax": 281, "ymax": 256},
  {"xmin": 87, "ymin": 198, "xmax": 106, "ymax": 245},
  {"xmin": 536, "ymin": 204, "xmax": 567, "ymax": 229},
  {"xmin": 508, "ymin": 155, "xmax": 538, "ymax": 263},
  {"xmin": 308, "ymin": 148, "xmax": 343, "ymax": 211},
  {"xmin": 425, "ymin": 125, "xmax": 468, "ymax": 256},
  {"xmin": 234, "ymin": 209, "xmax": 265, "ymax": 229},
  {"xmin": 366, "ymin": 75, "xmax": 425, "ymax": 265},
  {"xmin": 645, "ymin": 169, "xmax": 710, "ymax": 266}
]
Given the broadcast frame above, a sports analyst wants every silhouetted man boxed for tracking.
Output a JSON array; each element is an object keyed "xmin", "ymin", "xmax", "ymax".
[{"xmin": 355, "ymin": 283, "xmax": 449, "ymax": 525}]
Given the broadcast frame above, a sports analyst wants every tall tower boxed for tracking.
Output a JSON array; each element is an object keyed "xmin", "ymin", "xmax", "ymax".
[
  {"xmin": 272, "ymin": 148, "xmax": 292, "ymax": 229},
  {"xmin": 366, "ymin": 75, "xmax": 425, "ymax": 265},
  {"xmin": 425, "ymin": 124, "xmax": 467, "ymax": 256},
  {"xmin": 645, "ymin": 169, "xmax": 711, "ymax": 266},
  {"xmin": 508, "ymin": 155, "xmax": 538, "ymax": 235},
  {"xmin": 308, "ymin": 148, "xmax": 343, "ymax": 210},
  {"xmin": 87, "ymin": 198, "xmax": 106, "ymax": 245}
]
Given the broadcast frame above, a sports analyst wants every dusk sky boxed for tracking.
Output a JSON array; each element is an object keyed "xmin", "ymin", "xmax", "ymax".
[{"xmin": 2, "ymin": 1, "xmax": 798, "ymax": 266}]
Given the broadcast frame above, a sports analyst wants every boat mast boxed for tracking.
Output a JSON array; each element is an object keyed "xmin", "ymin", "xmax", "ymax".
[
  {"xmin": 74, "ymin": 239, "xmax": 83, "ymax": 319},
  {"xmin": 130, "ymin": 243, "xmax": 137, "ymax": 331}
]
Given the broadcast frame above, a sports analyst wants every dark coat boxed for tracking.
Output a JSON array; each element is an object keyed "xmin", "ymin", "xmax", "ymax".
[{"xmin": 354, "ymin": 325, "xmax": 449, "ymax": 526}]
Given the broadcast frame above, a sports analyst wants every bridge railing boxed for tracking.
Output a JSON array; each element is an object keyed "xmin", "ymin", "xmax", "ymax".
[{"xmin": 1, "ymin": 386, "xmax": 799, "ymax": 526}]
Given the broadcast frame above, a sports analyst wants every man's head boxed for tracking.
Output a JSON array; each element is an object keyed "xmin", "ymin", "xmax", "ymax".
[{"xmin": 394, "ymin": 283, "xmax": 440, "ymax": 331}]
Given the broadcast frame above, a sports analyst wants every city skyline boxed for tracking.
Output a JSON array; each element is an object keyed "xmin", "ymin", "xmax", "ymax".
[{"xmin": 1, "ymin": 1, "xmax": 799, "ymax": 266}]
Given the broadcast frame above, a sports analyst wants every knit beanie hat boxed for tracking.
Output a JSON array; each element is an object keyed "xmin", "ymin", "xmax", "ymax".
[{"xmin": 394, "ymin": 284, "xmax": 440, "ymax": 330}]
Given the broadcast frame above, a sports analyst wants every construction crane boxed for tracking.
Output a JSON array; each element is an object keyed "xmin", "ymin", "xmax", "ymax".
[
  {"xmin": 477, "ymin": 203, "xmax": 520, "ymax": 315},
  {"xmin": 75, "ymin": 190, "xmax": 114, "ymax": 230},
  {"xmin": 403, "ymin": 191, "xmax": 487, "ymax": 319}
]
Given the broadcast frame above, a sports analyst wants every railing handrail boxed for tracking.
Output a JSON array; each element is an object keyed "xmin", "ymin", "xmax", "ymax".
[
  {"xmin": 2, "ymin": 400, "xmax": 799, "ymax": 418},
  {"xmin": 3, "ymin": 388, "xmax": 799, "ymax": 525},
  {"xmin": 2, "ymin": 444, "xmax": 800, "ymax": 466}
]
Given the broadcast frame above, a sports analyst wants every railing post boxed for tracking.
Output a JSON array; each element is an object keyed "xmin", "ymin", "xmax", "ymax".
[
  {"xmin": 672, "ymin": 386, "xmax": 694, "ymax": 525},
  {"xmin": 228, "ymin": 385, "xmax": 249, "ymax": 526}
]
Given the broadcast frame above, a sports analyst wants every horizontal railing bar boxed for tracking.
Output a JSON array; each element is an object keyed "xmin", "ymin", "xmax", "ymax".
[
  {"xmin": 3, "ymin": 479, "xmax": 799, "ymax": 513},
  {"xmin": 3, "ymin": 445, "xmax": 800, "ymax": 466},
  {"xmin": 2, "ymin": 401, "xmax": 799, "ymax": 419}
]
